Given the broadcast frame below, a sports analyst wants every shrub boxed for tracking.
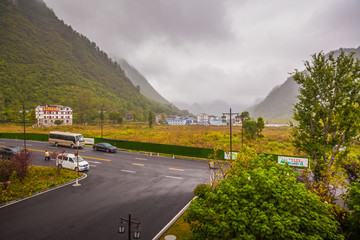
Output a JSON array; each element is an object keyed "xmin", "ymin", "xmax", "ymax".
[
  {"xmin": 12, "ymin": 149, "xmax": 32, "ymax": 182},
  {"xmin": 185, "ymin": 148, "xmax": 343, "ymax": 240},
  {"xmin": 343, "ymin": 182, "xmax": 360, "ymax": 240},
  {"xmin": 0, "ymin": 160, "xmax": 14, "ymax": 188},
  {"xmin": 193, "ymin": 183, "xmax": 212, "ymax": 198}
]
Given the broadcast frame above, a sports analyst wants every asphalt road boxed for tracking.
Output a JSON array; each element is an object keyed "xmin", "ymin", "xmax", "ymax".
[{"xmin": 0, "ymin": 139, "xmax": 210, "ymax": 240}]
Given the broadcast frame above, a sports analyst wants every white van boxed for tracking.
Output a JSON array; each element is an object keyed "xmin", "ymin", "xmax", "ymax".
[{"xmin": 55, "ymin": 153, "xmax": 89, "ymax": 171}]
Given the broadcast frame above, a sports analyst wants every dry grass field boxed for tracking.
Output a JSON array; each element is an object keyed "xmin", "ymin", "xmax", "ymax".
[{"xmin": 0, "ymin": 123, "xmax": 303, "ymax": 156}]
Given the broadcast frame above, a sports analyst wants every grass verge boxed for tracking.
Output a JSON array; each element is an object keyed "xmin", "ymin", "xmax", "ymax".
[
  {"xmin": 0, "ymin": 165, "xmax": 81, "ymax": 204},
  {"xmin": 159, "ymin": 213, "xmax": 192, "ymax": 240}
]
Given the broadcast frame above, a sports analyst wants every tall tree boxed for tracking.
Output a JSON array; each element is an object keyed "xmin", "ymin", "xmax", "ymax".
[
  {"xmin": 148, "ymin": 111, "xmax": 153, "ymax": 128},
  {"xmin": 240, "ymin": 111, "xmax": 250, "ymax": 148},
  {"xmin": 292, "ymin": 51, "xmax": 360, "ymax": 180}
]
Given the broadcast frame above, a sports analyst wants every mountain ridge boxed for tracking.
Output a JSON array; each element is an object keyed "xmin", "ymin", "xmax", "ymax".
[
  {"xmin": 0, "ymin": 0, "xmax": 179, "ymax": 122},
  {"xmin": 247, "ymin": 46, "xmax": 360, "ymax": 123}
]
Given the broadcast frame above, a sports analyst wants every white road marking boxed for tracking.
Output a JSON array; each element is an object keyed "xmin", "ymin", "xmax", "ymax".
[
  {"xmin": 104, "ymin": 153, "xmax": 113, "ymax": 156},
  {"xmin": 87, "ymin": 161, "xmax": 102, "ymax": 164},
  {"xmin": 165, "ymin": 176, "xmax": 183, "ymax": 180},
  {"xmin": 89, "ymin": 165, "xmax": 97, "ymax": 167},
  {"xmin": 121, "ymin": 169, "xmax": 136, "ymax": 173},
  {"xmin": 135, "ymin": 157, "xmax": 147, "ymax": 161}
]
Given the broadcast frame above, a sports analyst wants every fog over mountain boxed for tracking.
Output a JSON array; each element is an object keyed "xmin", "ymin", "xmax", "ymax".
[
  {"xmin": 44, "ymin": 0, "xmax": 360, "ymax": 108},
  {"xmin": 247, "ymin": 46, "xmax": 360, "ymax": 122}
]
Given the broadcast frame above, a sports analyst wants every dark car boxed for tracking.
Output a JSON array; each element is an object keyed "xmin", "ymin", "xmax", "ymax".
[
  {"xmin": 0, "ymin": 146, "xmax": 21, "ymax": 160},
  {"xmin": 93, "ymin": 143, "xmax": 117, "ymax": 153}
]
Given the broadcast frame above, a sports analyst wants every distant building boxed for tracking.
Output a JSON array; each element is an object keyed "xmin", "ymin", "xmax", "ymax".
[
  {"xmin": 196, "ymin": 113, "xmax": 209, "ymax": 124},
  {"xmin": 35, "ymin": 105, "xmax": 72, "ymax": 127},
  {"xmin": 210, "ymin": 118, "xmax": 227, "ymax": 126},
  {"xmin": 166, "ymin": 119, "xmax": 193, "ymax": 125}
]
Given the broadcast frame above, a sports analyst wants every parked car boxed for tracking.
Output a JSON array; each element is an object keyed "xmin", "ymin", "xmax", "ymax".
[
  {"xmin": 93, "ymin": 143, "xmax": 117, "ymax": 153},
  {"xmin": 0, "ymin": 146, "xmax": 21, "ymax": 160},
  {"xmin": 55, "ymin": 153, "xmax": 89, "ymax": 171}
]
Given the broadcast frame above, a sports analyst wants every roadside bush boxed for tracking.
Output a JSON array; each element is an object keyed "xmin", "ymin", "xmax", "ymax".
[
  {"xmin": 342, "ymin": 182, "xmax": 360, "ymax": 240},
  {"xmin": 193, "ymin": 183, "xmax": 212, "ymax": 198},
  {"xmin": 0, "ymin": 160, "xmax": 14, "ymax": 189},
  {"xmin": 185, "ymin": 148, "xmax": 343, "ymax": 240},
  {"xmin": 12, "ymin": 149, "xmax": 32, "ymax": 182}
]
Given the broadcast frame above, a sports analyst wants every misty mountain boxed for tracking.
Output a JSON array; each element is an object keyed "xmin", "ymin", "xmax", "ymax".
[
  {"xmin": 248, "ymin": 46, "xmax": 360, "ymax": 123},
  {"xmin": 118, "ymin": 59, "xmax": 171, "ymax": 106},
  {"xmin": 0, "ymin": 0, "xmax": 179, "ymax": 122},
  {"xmin": 174, "ymin": 100, "xmax": 248, "ymax": 116}
]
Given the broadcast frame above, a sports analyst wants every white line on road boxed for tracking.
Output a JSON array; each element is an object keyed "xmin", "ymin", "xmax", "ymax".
[
  {"xmin": 135, "ymin": 157, "xmax": 147, "ymax": 161},
  {"xmin": 165, "ymin": 176, "xmax": 183, "ymax": 180},
  {"xmin": 89, "ymin": 165, "xmax": 97, "ymax": 167},
  {"xmin": 121, "ymin": 169, "xmax": 136, "ymax": 173},
  {"xmin": 86, "ymin": 161, "xmax": 102, "ymax": 164}
]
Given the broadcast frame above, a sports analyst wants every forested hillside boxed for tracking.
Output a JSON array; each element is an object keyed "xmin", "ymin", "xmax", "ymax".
[{"xmin": 0, "ymin": 0, "xmax": 179, "ymax": 123}]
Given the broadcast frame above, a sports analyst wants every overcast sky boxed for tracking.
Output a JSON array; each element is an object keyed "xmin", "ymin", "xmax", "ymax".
[{"xmin": 44, "ymin": 0, "xmax": 360, "ymax": 107}]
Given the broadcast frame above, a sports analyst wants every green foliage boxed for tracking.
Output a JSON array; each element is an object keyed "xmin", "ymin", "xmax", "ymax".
[
  {"xmin": 109, "ymin": 111, "xmax": 123, "ymax": 124},
  {"xmin": 193, "ymin": 183, "xmax": 212, "ymax": 198},
  {"xmin": 343, "ymin": 182, "xmax": 360, "ymax": 239},
  {"xmin": 0, "ymin": 0, "xmax": 179, "ymax": 123},
  {"xmin": 292, "ymin": 50, "xmax": 360, "ymax": 180},
  {"xmin": 243, "ymin": 115, "xmax": 265, "ymax": 140},
  {"xmin": 185, "ymin": 148, "xmax": 343, "ymax": 240},
  {"xmin": 148, "ymin": 111, "xmax": 153, "ymax": 128},
  {"xmin": 243, "ymin": 120, "xmax": 258, "ymax": 139},
  {"xmin": 0, "ymin": 165, "xmax": 80, "ymax": 204}
]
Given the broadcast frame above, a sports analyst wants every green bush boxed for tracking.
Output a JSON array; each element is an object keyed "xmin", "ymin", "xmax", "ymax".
[
  {"xmin": 343, "ymin": 182, "xmax": 360, "ymax": 240},
  {"xmin": 193, "ymin": 183, "xmax": 212, "ymax": 198},
  {"xmin": 185, "ymin": 149, "xmax": 343, "ymax": 240}
]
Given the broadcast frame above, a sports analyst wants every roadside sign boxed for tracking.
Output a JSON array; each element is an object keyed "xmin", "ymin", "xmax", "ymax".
[{"xmin": 278, "ymin": 156, "xmax": 308, "ymax": 167}]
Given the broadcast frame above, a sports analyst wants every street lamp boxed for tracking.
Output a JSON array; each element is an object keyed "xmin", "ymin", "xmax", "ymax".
[
  {"xmin": 222, "ymin": 108, "xmax": 239, "ymax": 161},
  {"xmin": 118, "ymin": 213, "xmax": 141, "ymax": 239},
  {"xmin": 98, "ymin": 108, "xmax": 105, "ymax": 141},
  {"xmin": 19, "ymin": 104, "xmax": 29, "ymax": 149}
]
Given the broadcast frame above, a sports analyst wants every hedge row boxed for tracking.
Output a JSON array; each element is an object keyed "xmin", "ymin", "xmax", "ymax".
[
  {"xmin": 98, "ymin": 138, "xmax": 224, "ymax": 159},
  {"xmin": 0, "ymin": 133, "xmax": 308, "ymax": 164},
  {"xmin": 0, "ymin": 133, "xmax": 223, "ymax": 160}
]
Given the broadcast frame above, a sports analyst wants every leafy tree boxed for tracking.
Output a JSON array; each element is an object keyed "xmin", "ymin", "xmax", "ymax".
[
  {"xmin": 292, "ymin": 51, "xmax": 360, "ymax": 180},
  {"xmin": 240, "ymin": 111, "xmax": 250, "ymax": 147},
  {"xmin": 257, "ymin": 116, "xmax": 265, "ymax": 133},
  {"xmin": 109, "ymin": 111, "xmax": 123, "ymax": 124},
  {"xmin": 74, "ymin": 90, "xmax": 97, "ymax": 123},
  {"xmin": 243, "ymin": 120, "xmax": 258, "ymax": 139},
  {"xmin": 185, "ymin": 148, "xmax": 343, "ymax": 240},
  {"xmin": 148, "ymin": 111, "xmax": 153, "ymax": 128}
]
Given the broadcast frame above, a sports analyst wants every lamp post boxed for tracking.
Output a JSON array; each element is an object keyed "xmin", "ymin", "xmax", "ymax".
[
  {"xmin": 118, "ymin": 213, "xmax": 141, "ymax": 239},
  {"xmin": 98, "ymin": 108, "xmax": 105, "ymax": 141},
  {"xmin": 222, "ymin": 108, "xmax": 240, "ymax": 161},
  {"xmin": 19, "ymin": 104, "xmax": 29, "ymax": 149}
]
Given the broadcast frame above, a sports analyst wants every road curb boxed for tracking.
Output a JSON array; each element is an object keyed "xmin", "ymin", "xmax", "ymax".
[
  {"xmin": 152, "ymin": 196, "xmax": 197, "ymax": 240},
  {"xmin": 0, "ymin": 173, "xmax": 87, "ymax": 209}
]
